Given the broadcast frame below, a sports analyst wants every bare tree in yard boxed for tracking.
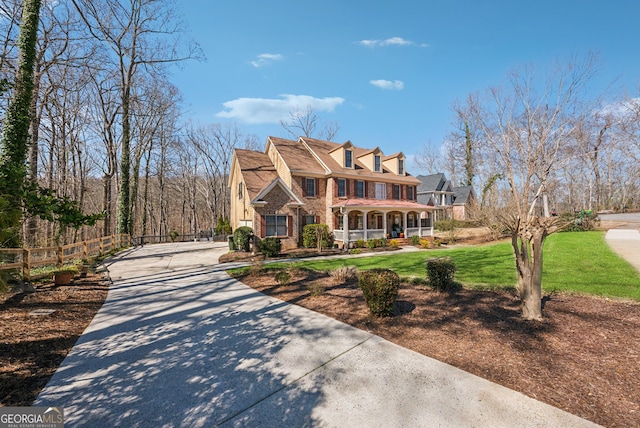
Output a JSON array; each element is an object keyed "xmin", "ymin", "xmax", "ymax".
[
  {"xmin": 469, "ymin": 57, "xmax": 597, "ymax": 320},
  {"xmin": 281, "ymin": 105, "xmax": 340, "ymax": 141},
  {"xmin": 72, "ymin": 0, "xmax": 200, "ymax": 235}
]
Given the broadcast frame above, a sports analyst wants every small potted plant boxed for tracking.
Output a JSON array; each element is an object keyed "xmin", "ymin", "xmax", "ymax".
[{"xmin": 53, "ymin": 268, "xmax": 78, "ymax": 285}]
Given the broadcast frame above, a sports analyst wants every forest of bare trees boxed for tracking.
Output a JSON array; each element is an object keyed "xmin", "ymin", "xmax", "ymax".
[
  {"xmin": 419, "ymin": 58, "xmax": 640, "ymax": 215},
  {"xmin": 0, "ymin": 0, "xmax": 262, "ymax": 247}
]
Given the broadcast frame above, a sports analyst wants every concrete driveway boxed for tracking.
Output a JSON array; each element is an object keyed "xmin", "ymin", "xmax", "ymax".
[{"xmin": 36, "ymin": 242, "xmax": 599, "ymax": 427}]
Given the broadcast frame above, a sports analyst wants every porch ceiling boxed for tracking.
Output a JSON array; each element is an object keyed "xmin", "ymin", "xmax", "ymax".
[{"xmin": 330, "ymin": 198, "xmax": 435, "ymax": 211}]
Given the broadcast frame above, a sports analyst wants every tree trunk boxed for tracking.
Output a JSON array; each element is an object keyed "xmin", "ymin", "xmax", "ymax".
[{"xmin": 511, "ymin": 225, "xmax": 546, "ymax": 320}]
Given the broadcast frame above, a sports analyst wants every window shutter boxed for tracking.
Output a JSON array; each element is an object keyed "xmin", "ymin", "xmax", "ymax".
[
  {"xmin": 364, "ymin": 181, "xmax": 368, "ymax": 198},
  {"xmin": 260, "ymin": 215, "xmax": 266, "ymax": 238},
  {"xmin": 288, "ymin": 215, "xmax": 293, "ymax": 236},
  {"xmin": 315, "ymin": 215, "xmax": 319, "ymax": 224},
  {"xmin": 302, "ymin": 178, "xmax": 307, "ymax": 197}
]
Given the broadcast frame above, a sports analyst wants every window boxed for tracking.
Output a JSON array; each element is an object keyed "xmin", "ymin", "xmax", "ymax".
[
  {"xmin": 345, "ymin": 149, "xmax": 353, "ymax": 168},
  {"xmin": 304, "ymin": 215, "xmax": 316, "ymax": 225},
  {"xmin": 408, "ymin": 185, "xmax": 415, "ymax": 200},
  {"xmin": 305, "ymin": 178, "xmax": 316, "ymax": 197},
  {"xmin": 238, "ymin": 182, "xmax": 243, "ymax": 199},
  {"xmin": 356, "ymin": 214, "xmax": 364, "ymax": 230},
  {"xmin": 265, "ymin": 215, "xmax": 287, "ymax": 237},
  {"xmin": 356, "ymin": 180, "xmax": 365, "ymax": 198},
  {"xmin": 398, "ymin": 159, "xmax": 404, "ymax": 175},
  {"xmin": 337, "ymin": 178, "xmax": 346, "ymax": 197},
  {"xmin": 375, "ymin": 183, "xmax": 386, "ymax": 199},
  {"xmin": 393, "ymin": 184, "xmax": 401, "ymax": 200},
  {"xmin": 374, "ymin": 155, "xmax": 381, "ymax": 172},
  {"xmin": 408, "ymin": 214, "xmax": 416, "ymax": 228}
]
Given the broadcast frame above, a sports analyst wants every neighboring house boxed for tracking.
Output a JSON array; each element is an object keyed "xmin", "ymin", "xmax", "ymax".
[
  {"xmin": 452, "ymin": 185, "xmax": 475, "ymax": 220},
  {"xmin": 416, "ymin": 173, "xmax": 476, "ymax": 222},
  {"xmin": 229, "ymin": 136, "xmax": 435, "ymax": 249}
]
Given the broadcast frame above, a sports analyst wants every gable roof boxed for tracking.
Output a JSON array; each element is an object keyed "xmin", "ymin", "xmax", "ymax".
[
  {"xmin": 416, "ymin": 173, "xmax": 455, "ymax": 193},
  {"xmin": 234, "ymin": 149, "xmax": 279, "ymax": 201},
  {"xmin": 300, "ymin": 137, "xmax": 420, "ymax": 184},
  {"xmin": 252, "ymin": 177, "xmax": 304, "ymax": 207},
  {"xmin": 267, "ymin": 136, "xmax": 327, "ymax": 175},
  {"xmin": 453, "ymin": 185, "xmax": 474, "ymax": 205}
]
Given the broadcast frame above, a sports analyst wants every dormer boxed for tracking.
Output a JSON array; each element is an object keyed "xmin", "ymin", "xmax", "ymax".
[
  {"xmin": 329, "ymin": 141, "xmax": 356, "ymax": 169},
  {"xmin": 357, "ymin": 147, "xmax": 384, "ymax": 173},
  {"xmin": 382, "ymin": 152, "xmax": 406, "ymax": 176}
]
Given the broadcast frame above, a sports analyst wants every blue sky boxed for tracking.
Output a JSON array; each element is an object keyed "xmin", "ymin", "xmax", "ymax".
[{"xmin": 171, "ymin": 1, "xmax": 640, "ymax": 172}]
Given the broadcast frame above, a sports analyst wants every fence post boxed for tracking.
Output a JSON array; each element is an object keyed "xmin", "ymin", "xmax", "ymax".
[
  {"xmin": 99, "ymin": 238, "xmax": 104, "ymax": 256},
  {"xmin": 83, "ymin": 241, "xmax": 88, "ymax": 261},
  {"xmin": 111, "ymin": 235, "xmax": 116, "ymax": 251},
  {"xmin": 22, "ymin": 249, "xmax": 31, "ymax": 281},
  {"xmin": 57, "ymin": 246, "xmax": 63, "ymax": 268}
]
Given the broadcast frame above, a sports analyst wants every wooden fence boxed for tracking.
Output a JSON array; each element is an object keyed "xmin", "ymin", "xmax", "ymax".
[{"xmin": 0, "ymin": 234, "xmax": 130, "ymax": 280}]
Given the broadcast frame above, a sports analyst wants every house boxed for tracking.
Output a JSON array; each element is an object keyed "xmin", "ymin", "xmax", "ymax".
[
  {"xmin": 229, "ymin": 136, "xmax": 435, "ymax": 249},
  {"xmin": 416, "ymin": 173, "xmax": 476, "ymax": 222},
  {"xmin": 452, "ymin": 185, "xmax": 475, "ymax": 220}
]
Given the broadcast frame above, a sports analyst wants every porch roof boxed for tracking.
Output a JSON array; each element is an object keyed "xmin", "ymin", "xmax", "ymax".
[{"xmin": 330, "ymin": 198, "xmax": 435, "ymax": 211}]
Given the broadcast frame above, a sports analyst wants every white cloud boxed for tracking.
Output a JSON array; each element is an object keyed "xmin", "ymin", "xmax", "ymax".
[
  {"xmin": 250, "ymin": 53, "xmax": 284, "ymax": 68},
  {"xmin": 356, "ymin": 37, "xmax": 428, "ymax": 48},
  {"xmin": 216, "ymin": 94, "xmax": 345, "ymax": 124},
  {"xmin": 370, "ymin": 80, "xmax": 404, "ymax": 90}
]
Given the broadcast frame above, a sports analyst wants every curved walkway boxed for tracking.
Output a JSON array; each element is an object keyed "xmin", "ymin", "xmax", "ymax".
[
  {"xmin": 36, "ymin": 242, "xmax": 599, "ymax": 427},
  {"xmin": 605, "ymin": 228, "xmax": 640, "ymax": 273}
]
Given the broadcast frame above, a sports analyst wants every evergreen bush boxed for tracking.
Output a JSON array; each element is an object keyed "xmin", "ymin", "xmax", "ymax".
[
  {"xmin": 302, "ymin": 224, "xmax": 332, "ymax": 249},
  {"xmin": 426, "ymin": 257, "xmax": 457, "ymax": 292},
  {"xmin": 257, "ymin": 237, "xmax": 281, "ymax": 257},
  {"xmin": 358, "ymin": 268, "xmax": 400, "ymax": 317},
  {"xmin": 233, "ymin": 226, "xmax": 253, "ymax": 252}
]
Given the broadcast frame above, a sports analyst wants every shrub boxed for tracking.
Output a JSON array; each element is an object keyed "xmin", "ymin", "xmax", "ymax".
[
  {"xmin": 307, "ymin": 282, "xmax": 325, "ymax": 297},
  {"xmin": 562, "ymin": 211, "xmax": 600, "ymax": 232},
  {"xmin": 329, "ymin": 266, "xmax": 358, "ymax": 282},
  {"xmin": 257, "ymin": 237, "xmax": 281, "ymax": 257},
  {"xmin": 349, "ymin": 248, "xmax": 362, "ymax": 255},
  {"xmin": 411, "ymin": 235, "xmax": 420, "ymax": 246},
  {"xmin": 302, "ymin": 224, "xmax": 332, "ymax": 249},
  {"xmin": 389, "ymin": 239, "xmax": 399, "ymax": 248},
  {"xmin": 358, "ymin": 268, "xmax": 400, "ymax": 317},
  {"xmin": 378, "ymin": 237, "xmax": 387, "ymax": 248},
  {"xmin": 426, "ymin": 257, "xmax": 457, "ymax": 292},
  {"xmin": 366, "ymin": 239, "xmax": 376, "ymax": 249},
  {"xmin": 354, "ymin": 238, "xmax": 366, "ymax": 248},
  {"xmin": 275, "ymin": 270, "xmax": 291, "ymax": 286},
  {"xmin": 215, "ymin": 216, "xmax": 232, "ymax": 235},
  {"xmin": 419, "ymin": 238, "xmax": 433, "ymax": 249},
  {"xmin": 233, "ymin": 226, "xmax": 253, "ymax": 252},
  {"xmin": 168, "ymin": 230, "xmax": 179, "ymax": 242}
]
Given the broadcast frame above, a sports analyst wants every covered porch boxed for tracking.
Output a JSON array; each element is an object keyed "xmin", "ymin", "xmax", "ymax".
[{"xmin": 330, "ymin": 199, "xmax": 435, "ymax": 248}]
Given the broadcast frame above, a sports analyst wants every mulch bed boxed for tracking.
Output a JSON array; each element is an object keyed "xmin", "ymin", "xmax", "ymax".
[
  {"xmin": 0, "ymin": 273, "xmax": 109, "ymax": 406},
  {"xmin": 234, "ymin": 268, "xmax": 640, "ymax": 428}
]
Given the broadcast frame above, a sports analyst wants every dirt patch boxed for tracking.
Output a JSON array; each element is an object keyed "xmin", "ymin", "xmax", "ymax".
[
  {"xmin": 0, "ymin": 273, "xmax": 109, "ymax": 406},
  {"xmin": 235, "ymin": 268, "xmax": 640, "ymax": 428}
]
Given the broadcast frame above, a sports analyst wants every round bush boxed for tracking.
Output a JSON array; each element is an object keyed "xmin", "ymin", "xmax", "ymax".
[
  {"xmin": 426, "ymin": 257, "xmax": 457, "ymax": 291},
  {"xmin": 233, "ymin": 226, "xmax": 253, "ymax": 252},
  {"xmin": 358, "ymin": 268, "xmax": 400, "ymax": 317}
]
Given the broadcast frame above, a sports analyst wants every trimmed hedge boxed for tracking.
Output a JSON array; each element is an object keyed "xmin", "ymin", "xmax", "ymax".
[
  {"xmin": 257, "ymin": 237, "xmax": 281, "ymax": 257},
  {"xmin": 302, "ymin": 224, "xmax": 332, "ymax": 249},
  {"xmin": 426, "ymin": 257, "xmax": 457, "ymax": 291},
  {"xmin": 233, "ymin": 226, "xmax": 253, "ymax": 252},
  {"xmin": 358, "ymin": 268, "xmax": 400, "ymax": 317}
]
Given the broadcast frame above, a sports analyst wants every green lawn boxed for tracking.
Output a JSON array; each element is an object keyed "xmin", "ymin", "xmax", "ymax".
[{"xmin": 241, "ymin": 231, "xmax": 640, "ymax": 300}]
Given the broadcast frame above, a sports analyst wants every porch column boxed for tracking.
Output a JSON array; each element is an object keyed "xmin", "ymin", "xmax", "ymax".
[
  {"xmin": 418, "ymin": 211, "xmax": 423, "ymax": 237},
  {"xmin": 403, "ymin": 211, "xmax": 408, "ymax": 237},
  {"xmin": 382, "ymin": 211, "xmax": 388, "ymax": 238},
  {"xmin": 343, "ymin": 210, "xmax": 349, "ymax": 248},
  {"xmin": 430, "ymin": 212, "xmax": 434, "ymax": 236},
  {"xmin": 363, "ymin": 210, "xmax": 369, "ymax": 241}
]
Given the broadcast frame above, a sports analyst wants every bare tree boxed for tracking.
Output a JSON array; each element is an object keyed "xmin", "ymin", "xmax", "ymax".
[
  {"xmin": 470, "ymin": 56, "xmax": 597, "ymax": 320},
  {"xmin": 280, "ymin": 105, "xmax": 340, "ymax": 141},
  {"xmin": 72, "ymin": 0, "xmax": 201, "ymax": 235}
]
